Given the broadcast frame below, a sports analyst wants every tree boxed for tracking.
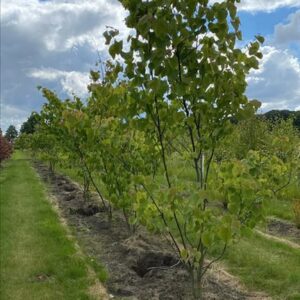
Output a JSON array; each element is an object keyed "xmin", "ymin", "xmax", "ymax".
[
  {"xmin": 38, "ymin": 88, "xmax": 109, "ymax": 206},
  {"xmin": 20, "ymin": 112, "xmax": 41, "ymax": 134},
  {"xmin": 87, "ymin": 68, "xmax": 160, "ymax": 230},
  {"xmin": 104, "ymin": 0, "xmax": 266, "ymax": 298},
  {"xmin": 263, "ymin": 110, "xmax": 300, "ymax": 131},
  {"xmin": 14, "ymin": 133, "xmax": 32, "ymax": 150},
  {"xmin": 5, "ymin": 125, "xmax": 18, "ymax": 142}
]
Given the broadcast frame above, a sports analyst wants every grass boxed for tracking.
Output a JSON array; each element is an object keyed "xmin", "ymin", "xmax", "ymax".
[
  {"xmin": 263, "ymin": 181, "xmax": 300, "ymax": 222},
  {"xmin": 264, "ymin": 197, "xmax": 295, "ymax": 221},
  {"xmin": 218, "ymin": 233, "xmax": 300, "ymax": 299},
  {"xmin": 0, "ymin": 151, "xmax": 106, "ymax": 300}
]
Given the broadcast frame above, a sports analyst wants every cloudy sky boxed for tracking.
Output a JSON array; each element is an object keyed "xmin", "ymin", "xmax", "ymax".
[{"xmin": 1, "ymin": 0, "xmax": 300, "ymax": 131}]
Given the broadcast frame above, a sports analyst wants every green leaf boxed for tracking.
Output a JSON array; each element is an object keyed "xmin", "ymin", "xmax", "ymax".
[
  {"xmin": 202, "ymin": 232, "xmax": 213, "ymax": 247},
  {"xmin": 180, "ymin": 249, "xmax": 188, "ymax": 260},
  {"xmin": 255, "ymin": 35, "xmax": 265, "ymax": 44},
  {"xmin": 249, "ymin": 41, "xmax": 260, "ymax": 56},
  {"xmin": 109, "ymin": 40, "xmax": 123, "ymax": 59},
  {"xmin": 218, "ymin": 226, "xmax": 231, "ymax": 242}
]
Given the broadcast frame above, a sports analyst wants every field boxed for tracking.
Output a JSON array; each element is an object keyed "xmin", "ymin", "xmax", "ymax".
[
  {"xmin": 1, "ymin": 150, "xmax": 299, "ymax": 299},
  {"xmin": 1, "ymin": 1, "xmax": 300, "ymax": 299}
]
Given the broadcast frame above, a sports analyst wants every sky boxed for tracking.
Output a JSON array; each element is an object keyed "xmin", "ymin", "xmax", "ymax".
[{"xmin": 1, "ymin": 0, "xmax": 300, "ymax": 131}]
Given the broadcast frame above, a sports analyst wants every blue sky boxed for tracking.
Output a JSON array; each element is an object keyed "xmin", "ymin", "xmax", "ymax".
[
  {"xmin": 240, "ymin": 7, "xmax": 297, "ymax": 38},
  {"xmin": 1, "ymin": 0, "xmax": 300, "ymax": 131}
]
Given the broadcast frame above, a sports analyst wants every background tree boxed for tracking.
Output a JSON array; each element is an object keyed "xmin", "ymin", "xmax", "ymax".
[
  {"xmin": 20, "ymin": 112, "xmax": 41, "ymax": 134},
  {"xmin": 262, "ymin": 110, "xmax": 300, "ymax": 131},
  {"xmin": 5, "ymin": 125, "xmax": 18, "ymax": 142}
]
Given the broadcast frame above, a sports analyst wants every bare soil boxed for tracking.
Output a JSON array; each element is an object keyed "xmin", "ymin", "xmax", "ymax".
[
  {"xmin": 34, "ymin": 162, "xmax": 269, "ymax": 300},
  {"xmin": 266, "ymin": 218, "xmax": 300, "ymax": 244}
]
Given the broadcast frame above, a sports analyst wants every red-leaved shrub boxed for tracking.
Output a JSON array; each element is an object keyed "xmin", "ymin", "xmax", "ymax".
[{"xmin": 0, "ymin": 133, "xmax": 13, "ymax": 165}]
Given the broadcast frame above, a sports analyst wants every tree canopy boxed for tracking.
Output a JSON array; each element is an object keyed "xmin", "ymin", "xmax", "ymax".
[
  {"xmin": 20, "ymin": 112, "xmax": 41, "ymax": 134},
  {"xmin": 5, "ymin": 125, "xmax": 18, "ymax": 142},
  {"xmin": 262, "ymin": 110, "xmax": 300, "ymax": 130}
]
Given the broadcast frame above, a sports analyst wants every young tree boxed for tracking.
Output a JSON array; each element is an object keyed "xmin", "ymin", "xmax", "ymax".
[
  {"xmin": 30, "ymin": 130, "xmax": 61, "ymax": 173},
  {"xmin": 5, "ymin": 125, "xmax": 18, "ymax": 142},
  {"xmin": 39, "ymin": 89, "xmax": 95, "ymax": 199},
  {"xmin": 104, "ymin": 0, "xmax": 266, "ymax": 298},
  {"xmin": 87, "ymin": 66, "xmax": 161, "ymax": 230}
]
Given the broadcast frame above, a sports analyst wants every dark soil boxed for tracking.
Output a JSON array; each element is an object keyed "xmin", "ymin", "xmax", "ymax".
[
  {"xmin": 63, "ymin": 192, "xmax": 76, "ymax": 201},
  {"xmin": 34, "ymin": 162, "xmax": 267, "ymax": 300},
  {"xmin": 267, "ymin": 218, "xmax": 300, "ymax": 244}
]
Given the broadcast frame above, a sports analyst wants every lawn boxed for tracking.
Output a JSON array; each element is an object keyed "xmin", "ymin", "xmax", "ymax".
[
  {"xmin": 0, "ymin": 152, "xmax": 105, "ymax": 300},
  {"xmin": 218, "ymin": 232, "xmax": 300, "ymax": 299}
]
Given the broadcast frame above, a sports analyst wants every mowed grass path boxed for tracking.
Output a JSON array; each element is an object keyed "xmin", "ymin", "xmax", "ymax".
[
  {"xmin": 221, "ymin": 233, "xmax": 300, "ymax": 299},
  {"xmin": 0, "ymin": 152, "xmax": 95, "ymax": 300}
]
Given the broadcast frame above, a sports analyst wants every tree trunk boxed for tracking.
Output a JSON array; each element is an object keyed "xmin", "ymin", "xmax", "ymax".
[{"xmin": 191, "ymin": 269, "xmax": 203, "ymax": 300}]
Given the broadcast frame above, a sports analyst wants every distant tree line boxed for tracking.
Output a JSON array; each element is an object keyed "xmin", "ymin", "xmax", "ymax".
[{"xmin": 261, "ymin": 110, "xmax": 300, "ymax": 130}]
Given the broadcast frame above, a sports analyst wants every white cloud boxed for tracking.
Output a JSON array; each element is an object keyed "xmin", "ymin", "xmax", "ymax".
[
  {"xmin": 29, "ymin": 68, "xmax": 91, "ymax": 98},
  {"xmin": 274, "ymin": 10, "xmax": 300, "ymax": 45},
  {"xmin": 0, "ymin": 0, "xmax": 127, "ymax": 131},
  {"xmin": 1, "ymin": 0, "xmax": 128, "ymax": 52},
  {"xmin": 246, "ymin": 11, "xmax": 300, "ymax": 111},
  {"xmin": 237, "ymin": 0, "xmax": 300, "ymax": 12},
  {"xmin": 247, "ymin": 46, "xmax": 300, "ymax": 111},
  {"xmin": 0, "ymin": 103, "xmax": 29, "ymax": 131}
]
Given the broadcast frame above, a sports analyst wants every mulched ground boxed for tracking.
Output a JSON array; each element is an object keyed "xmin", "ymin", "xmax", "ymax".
[
  {"xmin": 34, "ymin": 161, "xmax": 269, "ymax": 300},
  {"xmin": 266, "ymin": 218, "xmax": 300, "ymax": 244}
]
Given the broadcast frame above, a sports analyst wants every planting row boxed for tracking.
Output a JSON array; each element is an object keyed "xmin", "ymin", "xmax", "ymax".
[{"xmin": 16, "ymin": 0, "xmax": 300, "ymax": 298}]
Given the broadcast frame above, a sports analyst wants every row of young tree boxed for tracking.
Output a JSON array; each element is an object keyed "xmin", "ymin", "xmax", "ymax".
[{"xmin": 15, "ymin": 0, "xmax": 300, "ymax": 298}]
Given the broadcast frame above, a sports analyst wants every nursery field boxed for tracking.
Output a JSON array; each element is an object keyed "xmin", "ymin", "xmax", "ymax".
[
  {"xmin": 2, "ymin": 1, "xmax": 300, "ymax": 299},
  {"xmin": 1, "ymin": 151, "xmax": 299, "ymax": 299}
]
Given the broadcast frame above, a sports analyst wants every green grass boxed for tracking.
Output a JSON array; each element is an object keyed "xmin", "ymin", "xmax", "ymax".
[
  {"xmin": 85, "ymin": 256, "xmax": 108, "ymax": 283},
  {"xmin": 217, "ymin": 233, "xmax": 300, "ymax": 299},
  {"xmin": 0, "ymin": 152, "xmax": 103, "ymax": 300},
  {"xmin": 264, "ymin": 197, "xmax": 295, "ymax": 221}
]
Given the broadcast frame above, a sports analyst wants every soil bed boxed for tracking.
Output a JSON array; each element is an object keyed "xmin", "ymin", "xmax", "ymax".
[
  {"xmin": 266, "ymin": 218, "xmax": 300, "ymax": 244},
  {"xmin": 34, "ymin": 162, "xmax": 268, "ymax": 300}
]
